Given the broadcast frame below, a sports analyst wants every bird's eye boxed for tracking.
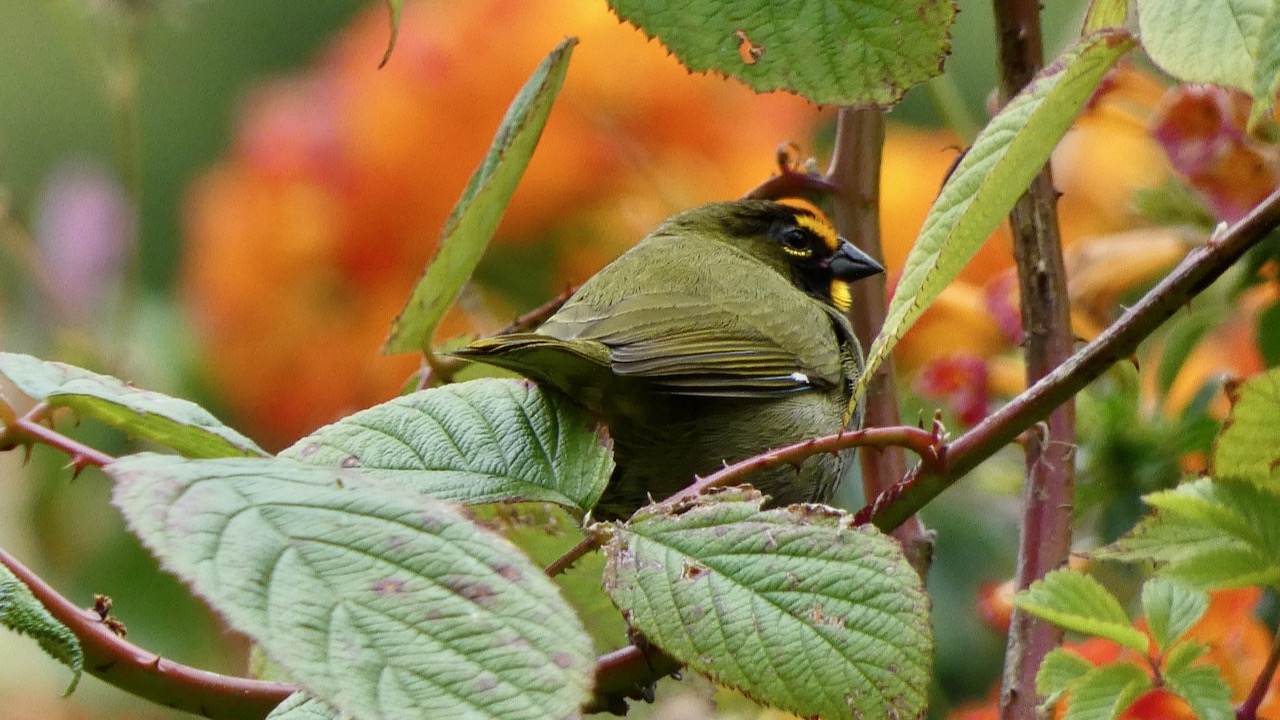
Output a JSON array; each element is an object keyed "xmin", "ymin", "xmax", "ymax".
[{"xmin": 780, "ymin": 228, "xmax": 812, "ymax": 256}]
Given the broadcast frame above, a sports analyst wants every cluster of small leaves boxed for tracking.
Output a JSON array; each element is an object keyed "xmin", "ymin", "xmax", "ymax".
[
  {"xmin": 1095, "ymin": 367, "xmax": 1280, "ymax": 588},
  {"xmin": 1015, "ymin": 570, "xmax": 1231, "ymax": 720}
]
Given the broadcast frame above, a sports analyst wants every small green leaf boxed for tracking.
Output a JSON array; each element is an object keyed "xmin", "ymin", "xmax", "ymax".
[
  {"xmin": 1213, "ymin": 367, "xmax": 1280, "ymax": 486},
  {"xmin": 1163, "ymin": 661, "xmax": 1233, "ymax": 720},
  {"xmin": 384, "ymin": 38, "xmax": 576, "ymax": 353},
  {"xmin": 1063, "ymin": 662, "xmax": 1151, "ymax": 720},
  {"xmin": 378, "ymin": 0, "xmax": 402, "ymax": 68},
  {"xmin": 1141, "ymin": 578, "xmax": 1208, "ymax": 653},
  {"xmin": 1095, "ymin": 478, "xmax": 1280, "ymax": 589},
  {"xmin": 1084, "ymin": 0, "xmax": 1130, "ymax": 33},
  {"xmin": 858, "ymin": 30, "xmax": 1136, "ymax": 391},
  {"xmin": 266, "ymin": 693, "xmax": 344, "ymax": 720},
  {"xmin": 1037, "ymin": 647, "xmax": 1095, "ymax": 709},
  {"xmin": 109, "ymin": 453, "xmax": 594, "ymax": 720},
  {"xmin": 0, "ymin": 562, "xmax": 83, "ymax": 695},
  {"xmin": 1137, "ymin": 0, "xmax": 1271, "ymax": 93},
  {"xmin": 605, "ymin": 0, "xmax": 956, "ymax": 107},
  {"xmin": 1013, "ymin": 569, "xmax": 1148, "ymax": 652},
  {"xmin": 282, "ymin": 379, "xmax": 612, "ymax": 513},
  {"xmin": 0, "ymin": 352, "xmax": 265, "ymax": 458},
  {"xmin": 603, "ymin": 489, "xmax": 931, "ymax": 720},
  {"xmin": 1162, "ymin": 639, "xmax": 1210, "ymax": 675}
]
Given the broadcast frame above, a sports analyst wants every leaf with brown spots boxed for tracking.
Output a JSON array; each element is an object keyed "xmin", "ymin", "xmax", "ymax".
[
  {"xmin": 109, "ymin": 453, "xmax": 594, "ymax": 720},
  {"xmin": 602, "ymin": 489, "xmax": 931, "ymax": 720},
  {"xmin": 282, "ymin": 378, "xmax": 613, "ymax": 513}
]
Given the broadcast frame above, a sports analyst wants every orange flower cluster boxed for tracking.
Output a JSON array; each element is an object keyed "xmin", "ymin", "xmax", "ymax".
[
  {"xmin": 956, "ymin": 587, "xmax": 1277, "ymax": 719},
  {"xmin": 181, "ymin": 0, "xmax": 820, "ymax": 447}
]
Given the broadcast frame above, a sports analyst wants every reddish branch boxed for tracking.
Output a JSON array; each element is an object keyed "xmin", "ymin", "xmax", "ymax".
[
  {"xmin": 1238, "ymin": 631, "xmax": 1280, "ymax": 720},
  {"xmin": 0, "ymin": 401, "xmax": 114, "ymax": 471},
  {"xmin": 0, "ymin": 549, "xmax": 294, "ymax": 720},
  {"xmin": 824, "ymin": 107, "xmax": 933, "ymax": 573},
  {"xmin": 990, "ymin": 0, "xmax": 1077, "ymax": 717}
]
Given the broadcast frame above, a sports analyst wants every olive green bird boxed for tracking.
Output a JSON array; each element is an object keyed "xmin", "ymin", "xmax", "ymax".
[{"xmin": 454, "ymin": 200, "xmax": 884, "ymax": 519}]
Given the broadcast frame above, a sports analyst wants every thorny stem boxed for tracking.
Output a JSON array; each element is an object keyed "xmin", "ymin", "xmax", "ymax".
[
  {"xmin": 544, "ymin": 533, "xmax": 603, "ymax": 577},
  {"xmin": 664, "ymin": 425, "xmax": 941, "ymax": 508},
  {"xmin": 991, "ymin": 0, "xmax": 1076, "ymax": 717},
  {"xmin": 1238, "ymin": 630, "xmax": 1280, "ymax": 720},
  {"xmin": 825, "ymin": 107, "xmax": 932, "ymax": 574},
  {"xmin": 0, "ymin": 400, "xmax": 115, "ymax": 471},
  {"xmin": 860, "ymin": 188, "xmax": 1280, "ymax": 530},
  {"xmin": 0, "ymin": 548, "xmax": 294, "ymax": 720}
]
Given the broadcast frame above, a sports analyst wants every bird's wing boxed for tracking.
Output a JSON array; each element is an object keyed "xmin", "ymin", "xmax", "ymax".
[{"xmin": 540, "ymin": 291, "xmax": 844, "ymax": 397}]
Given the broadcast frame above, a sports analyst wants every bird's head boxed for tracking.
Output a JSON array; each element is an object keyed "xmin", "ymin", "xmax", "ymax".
[{"xmin": 658, "ymin": 199, "xmax": 885, "ymax": 312}]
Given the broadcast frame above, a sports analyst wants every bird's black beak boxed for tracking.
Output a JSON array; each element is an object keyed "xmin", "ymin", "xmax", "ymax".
[{"xmin": 829, "ymin": 239, "xmax": 884, "ymax": 281}]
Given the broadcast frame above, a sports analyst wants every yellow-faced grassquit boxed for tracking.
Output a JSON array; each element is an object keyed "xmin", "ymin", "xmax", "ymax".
[{"xmin": 455, "ymin": 199, "xmax": 884, "ymax": 518}]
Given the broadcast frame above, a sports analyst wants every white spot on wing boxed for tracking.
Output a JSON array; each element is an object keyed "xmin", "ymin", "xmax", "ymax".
[{"xmin": 789, "ymin": 372, "xmax": 810, "ymax": 385}]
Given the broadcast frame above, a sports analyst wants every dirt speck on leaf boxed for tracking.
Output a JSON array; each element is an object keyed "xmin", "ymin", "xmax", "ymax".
[{"xmin": 734, "ymin": 29, "xmax": 764, "ymax": 65}]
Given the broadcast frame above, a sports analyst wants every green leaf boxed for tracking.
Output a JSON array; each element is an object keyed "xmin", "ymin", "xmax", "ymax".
[
  {"xmin": 1255, "ymin": 303, "xmax": 1280, "ymax": 368},
  {"xmin": 383, "ymin": 39, "xmax": 576, "ymax": 353},
  {"xmin": 1037, "ymin": 648, "xmax": 1095, "ymax": 709},
  {"xmin": 1162, "ymin": 639, "xmax": 1210, "ymax": 675},
  {"xmin": 266, "ymin": 693, "xmax": 344, "ymax": 720},
  {"xmin": 1250, "ymin": 7, "xmax": 1280, "ymax": 127},
  {"xmin": 1213, "ymin": 367, "xmax": 1280, "ymax": 486},
  {"xmin": 1095, "ymin": 478, "xmax": 1280, "ymax": 588},
  {"xmin": 0, "ymin": 352, "xmax": 265, "ymax": 459},
  {"xmin": 1137, "ymin": 0, "xmax": 1272, "ymax": 93},
  {"xmin": 603, "ymin": 489, "xmax": 931, "ymax": 720},
  {"xmin": 1084, "ymin": 0, "xmax": 1130, "ymax": 33},
  {"xmin": 1063, "ymin": 662, "xmax": 1151, "ymax": 720},
  {"xmin": 378, "ymin": 0, "xmax": 402, "ymax": 68},
  {"xmin": 1163, "ymin": 661, "xmax": 1233, "ymax": 720},
  {"xmin": 1013, "ymin": 569, "xmax": 1148, "ymax": 652},
  {"xmin": 858, "ymin": 30, "xmax": 1136, "ymax": 390},
  {"xmin": 282, "ymin": 379, "xmax": 612, "ymax": 513},
  {"xmin": 1141, "ymin": 578, "xmax": 1208, "ymax": 653},
  {"xmin": 0, "ymin": 562, "xmax": 83, "ymax": 695},
  {"xmin": 109, "ymin": 453, "xmax": 594, "ymax": 720},
  {"xmin": 604, "ymin": 0, "xmax": 956, "ymax": 107}
]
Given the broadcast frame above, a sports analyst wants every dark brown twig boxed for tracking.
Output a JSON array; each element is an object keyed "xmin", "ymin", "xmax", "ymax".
[
  {"xmin": 544, "ymin": 533, "xmax": 603, "ymax": 577},
  {"xmin": 0, "ymin": 548, "xmax": 293, "ymax": 719},
  {"xmin": 1238, "ymin": 630, "xmax": 1280, "ymax": 720}
]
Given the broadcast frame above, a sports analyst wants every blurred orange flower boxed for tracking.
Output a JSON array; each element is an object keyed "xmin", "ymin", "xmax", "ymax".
[{"xmin": 182, "ymin": 0, "xmax": 821, "ymax": 447}]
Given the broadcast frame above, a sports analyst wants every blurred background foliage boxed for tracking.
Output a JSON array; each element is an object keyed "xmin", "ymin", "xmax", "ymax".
[{"xmin": 1, "ymin": 1, "xmax": 1277, "ymax": 718}]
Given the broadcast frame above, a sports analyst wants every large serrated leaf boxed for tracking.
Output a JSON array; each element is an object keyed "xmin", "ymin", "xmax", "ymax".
[
  {"xmin": 1140, "ymin": 578, "xmax": 1208, "ymax": 653},
  {"xmin": 1213, "ymin": 368, "xmax": 1280, "ymax": 486},
  {"xmin": 282, "ymin": 379, "xmax": 612, "ymax": 513},
  {"xmin": 384, "ymin": 39, "xmax": 576, "ymax": 353},
  {"xmin": 0, "ymin": 352, "xmax": 264, "ymax": 458},
  {"xmin": 858, "ymin": 30, "xmax": 1135, "ymax": 391},
  {"xmin": 602, "ymin": 489, "xmax": 931, "ymax": 720},
  {"xmin": 1137, "ymin": 0, "xmax": 1272, "ymax": 94},
  {"xmin": 0, "ymin": 562, "xmax": 83, "ymax": 695},
  {"xmin": 1095, "ymin": 478, "xmax": 1280, "ymax": 589},
  {"xmin": 108, "ymin": 453, "xmax": 594, "ymax": 720},
  {"xmin": 605, "ymin": 0, "xmax": 955, "ymax": 107},
  {"xmin": 1063, "ymin": 663, "xmax": 1151, "ymax": 720},
  {"xmin": 1013, "ymin": 569, "xmax": 1148, "ymax": 652},
  {"xmin": 1250, "ymin": 5, "xmax": 1280, "ymax": 126},
  {"xmin": 266, "ymin": 693, "xmax": 344, "ymax": 720},
  {"xmin": 1162, "ymin": 662, "xmax": 1233, "ymax": 720}
]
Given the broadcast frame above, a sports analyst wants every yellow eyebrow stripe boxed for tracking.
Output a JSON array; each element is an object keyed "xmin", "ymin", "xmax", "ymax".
[{"xmin": 796, "ymin": 213, "xmax": 840, "ymax": 252}]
